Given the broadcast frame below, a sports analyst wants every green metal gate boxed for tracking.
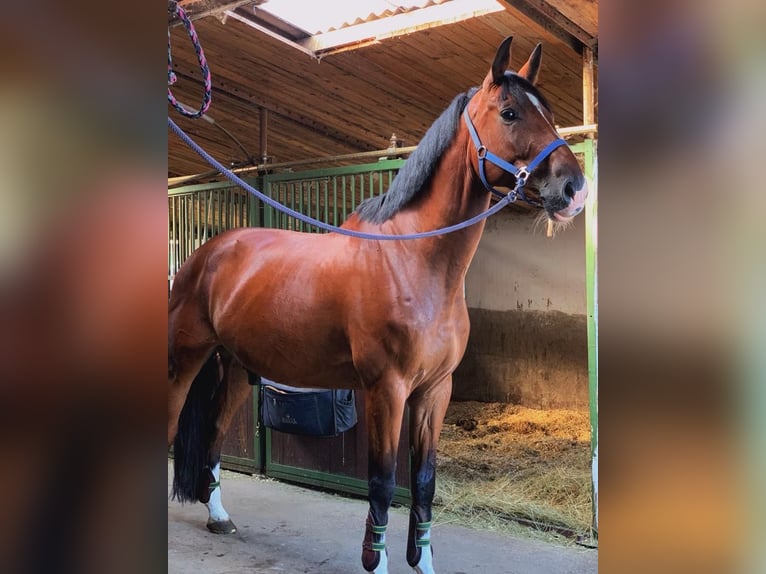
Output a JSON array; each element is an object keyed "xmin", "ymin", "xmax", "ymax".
[{"xmin": 260, "ymin": 159, "xmax": 404, "ymax": 231}]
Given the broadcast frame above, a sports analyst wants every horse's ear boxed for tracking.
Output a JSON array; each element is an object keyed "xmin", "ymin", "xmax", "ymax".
[
  {"xmin": 518, "ymin": 43, "xmax": 543, "ymax": 85},
  {"xmin": 489, "ymin": 36, "xmax": 513, "ymax": 85}
]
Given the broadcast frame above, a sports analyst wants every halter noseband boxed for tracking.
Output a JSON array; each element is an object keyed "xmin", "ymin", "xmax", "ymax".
[{"xmin": 462, "ymin": 106, "xmax": 567, "ymax": 207}]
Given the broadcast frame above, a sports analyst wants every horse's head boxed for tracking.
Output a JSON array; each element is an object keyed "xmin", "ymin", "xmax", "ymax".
[{"xmin": 465, "ymin": 37, "xmax": 587, "ymax": 222}]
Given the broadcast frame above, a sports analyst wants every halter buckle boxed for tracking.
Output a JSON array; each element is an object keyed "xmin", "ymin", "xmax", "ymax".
[
  {"xmin": 477, "ymin": 145, "xmax": 487, "ymax": 160},
  {"xmin": 515, "ymin": 167, "xmax": 529, "ymax": 188}
]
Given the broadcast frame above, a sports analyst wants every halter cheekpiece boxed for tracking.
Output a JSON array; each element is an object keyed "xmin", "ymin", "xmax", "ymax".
[{"xmin": 462, "ymin": 106, "xmax": 567, "ymax": 207}]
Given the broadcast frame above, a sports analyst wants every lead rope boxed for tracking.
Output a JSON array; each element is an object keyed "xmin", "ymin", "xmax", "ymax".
[
  {"xmin": 168, "ymin": 1, "xmax": 212, "ymax": 119},
  {"xmin": 168, "ymin": 117, "xmax": 515, "ymax": 241}
]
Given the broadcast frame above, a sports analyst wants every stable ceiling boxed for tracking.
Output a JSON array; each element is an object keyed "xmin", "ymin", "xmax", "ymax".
[{"xmin": 168, "ymin": 0, "xmax": 597, "ymax": 181}]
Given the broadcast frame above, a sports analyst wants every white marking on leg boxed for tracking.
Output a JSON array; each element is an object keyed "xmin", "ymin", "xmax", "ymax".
[{"xmin": 205, "ymin": 462, "xmax": 230, "ymax": 522}]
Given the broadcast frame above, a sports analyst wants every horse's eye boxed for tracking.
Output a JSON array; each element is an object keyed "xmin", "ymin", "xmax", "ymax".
[{"xmin": 500, "ymin": 108, "xmax": 516, "ymax": 122}]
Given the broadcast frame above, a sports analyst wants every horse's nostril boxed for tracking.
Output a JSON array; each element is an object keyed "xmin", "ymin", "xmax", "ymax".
[{"xmin": 564, "ymin": 182, "xmax": 576, "ymax": 200}]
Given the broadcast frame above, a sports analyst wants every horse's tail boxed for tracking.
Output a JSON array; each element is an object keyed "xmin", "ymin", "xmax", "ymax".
[{"xmin": 171, "ymin": 352, "xmax": 221, "ymax": 503}]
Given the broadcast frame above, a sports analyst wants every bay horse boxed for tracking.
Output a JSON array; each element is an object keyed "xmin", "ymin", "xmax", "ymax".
[{"xmin": 168, "ymin": 37, "xmax": 587, "ymax": 574}]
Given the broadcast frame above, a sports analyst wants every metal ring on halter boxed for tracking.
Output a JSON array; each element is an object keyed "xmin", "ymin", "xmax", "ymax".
[
  {"xmin": 477, "ymin": 146, "xmax": 487, "ymax": 159},
  {"xmin": 515, "ymin": 167, "xmax": 529, "ymax": 187}
]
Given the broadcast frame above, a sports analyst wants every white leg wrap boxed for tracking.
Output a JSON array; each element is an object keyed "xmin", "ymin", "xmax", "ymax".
[
  {"xmin": 372, "ymin": 535, "xmax": 388, "ymax": 574},
  {"xmin": 205, "ymin": 463, "xmax": 230, "ymax": 522},
  {"xmin": 412, "ymin": 528, "xmax": 435, "ymax": 574}
]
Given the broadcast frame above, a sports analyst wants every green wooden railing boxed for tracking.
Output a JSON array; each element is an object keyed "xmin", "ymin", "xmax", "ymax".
[
  {"xmin": 168, "ymin": 179, "xmax": 261, "ymax": 282},
  {"xmin": 261, "ymin": 159, "xmax": 405, "ymax": 231}
]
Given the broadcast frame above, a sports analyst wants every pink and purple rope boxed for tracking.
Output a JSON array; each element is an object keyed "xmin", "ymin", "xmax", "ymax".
[{"xmin": 168, "ymin": 2, "xmax": 211, "ymax": 119}]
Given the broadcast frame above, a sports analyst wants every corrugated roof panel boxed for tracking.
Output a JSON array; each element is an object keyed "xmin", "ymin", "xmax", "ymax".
[{"xmin": 258, "ymin": 0, "xmax": 452, "ymax": 35}]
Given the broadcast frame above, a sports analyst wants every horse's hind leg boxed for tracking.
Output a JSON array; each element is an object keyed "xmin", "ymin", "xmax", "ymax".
[
  {"xmin": 405, "ymin": 379, "xmax": 452, "ymax": 574},
  {"xmin": 203, "ymin": 355, "xmax": 253, "ymax": 535},
  {"xmin": 361, "ymin": 383, "xmax": 407, "ymax": 574}
]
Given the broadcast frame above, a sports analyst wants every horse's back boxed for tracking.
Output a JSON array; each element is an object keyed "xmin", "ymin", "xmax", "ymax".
[{"xmin": 171, "ymin": 227, "xmax": 308, "ymax": 298}]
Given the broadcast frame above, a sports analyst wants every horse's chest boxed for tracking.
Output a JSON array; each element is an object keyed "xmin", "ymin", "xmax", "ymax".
[{"xmin": 395, "ymin": 297, "xmax": 469, "ymax": 354}]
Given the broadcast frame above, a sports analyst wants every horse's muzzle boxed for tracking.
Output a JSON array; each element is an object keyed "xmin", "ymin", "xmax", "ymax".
[{"xmin": 552, "ymin": 180, "xmax": 588, "ymax": 221}]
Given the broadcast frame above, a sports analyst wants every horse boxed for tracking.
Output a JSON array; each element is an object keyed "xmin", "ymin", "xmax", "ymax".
[{"xmin": 168, "ymin": 36, "xmax": 587, "ymax": 574}]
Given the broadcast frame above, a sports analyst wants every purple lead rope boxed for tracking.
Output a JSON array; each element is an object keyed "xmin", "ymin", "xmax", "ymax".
[{"xmin": 168, "ymin": 117, "xmax": 514, "ymax": 241}]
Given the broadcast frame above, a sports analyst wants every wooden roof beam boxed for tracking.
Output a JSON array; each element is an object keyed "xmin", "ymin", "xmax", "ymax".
[
  {"xmin": 497, "ymin": 0, "xmax": 596, "ymax": 54},
  {"xmin": 173, "ymin": 70, "xmax": 376, "ymax": 152},
  {"xmin": 171, "ymin": 0, "xmax": 259, "ymax": 23}
]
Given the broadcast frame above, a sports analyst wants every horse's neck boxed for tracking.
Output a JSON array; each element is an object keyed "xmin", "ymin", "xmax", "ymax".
[{"xmin": 388, "ymin": 136, "xmax": 490, "ymax": 285}]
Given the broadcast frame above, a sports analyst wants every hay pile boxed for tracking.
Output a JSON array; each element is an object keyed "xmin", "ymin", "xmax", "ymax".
[{"xmin": 434, "ymin": 401, "xmax": 592, "ymax": 540}]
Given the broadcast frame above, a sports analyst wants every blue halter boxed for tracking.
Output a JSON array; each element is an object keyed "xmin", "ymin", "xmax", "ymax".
[{"xmin": 462, "ymin": 106, "xmax": 567, "ymax": 207}]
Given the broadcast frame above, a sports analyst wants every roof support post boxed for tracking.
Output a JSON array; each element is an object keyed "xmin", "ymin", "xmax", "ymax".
[
  {"xmin": 260, "ymin": 107, "xmax": 269, "ymax": 166},
  {"xmin": 582, "ymin": 46, "xmax": 596, "ymax": 128}
]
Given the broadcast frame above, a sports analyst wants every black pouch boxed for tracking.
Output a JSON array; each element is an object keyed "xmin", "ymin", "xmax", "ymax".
[{"xmin": 259, "ymin": 379, "xmax": 357, "ymax": 437}]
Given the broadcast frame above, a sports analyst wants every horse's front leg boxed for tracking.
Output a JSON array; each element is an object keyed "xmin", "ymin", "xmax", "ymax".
[
  {"xmin": 406, "ymin": 379, "xmax": 451, "ymax": 574},
  {"xmin": 204, "ymin": 357, "xmax": 253, "ymax": 535},
  {"xmin": 361, "ymin": 382, "xmax": 406, "ymax": 574}
]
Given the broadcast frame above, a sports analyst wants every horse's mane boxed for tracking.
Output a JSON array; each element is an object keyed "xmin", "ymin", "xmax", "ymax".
[{"xmin": 355, "ymin": 87, "xmax": 478, "ymax": 224}]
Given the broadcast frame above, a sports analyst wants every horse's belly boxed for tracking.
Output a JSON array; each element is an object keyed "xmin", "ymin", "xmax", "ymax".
[
  {"xmin": 255, "ymin": 359, "xmax": 362, "ymax": 391},
  {"xmin": 218, "ymin": 314, "xmax": 361, "ymax": 390}
]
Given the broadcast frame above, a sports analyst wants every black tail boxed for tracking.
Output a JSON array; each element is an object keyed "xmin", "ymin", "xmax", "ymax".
[{"xmin": 171, "ymin": 352, "xmax": 221, "ymax": 503}]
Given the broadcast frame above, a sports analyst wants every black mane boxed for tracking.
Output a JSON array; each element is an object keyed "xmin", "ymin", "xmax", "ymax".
[{"xmin": 354, "ymin": 88, "xmax": 478, "ymax": 224}]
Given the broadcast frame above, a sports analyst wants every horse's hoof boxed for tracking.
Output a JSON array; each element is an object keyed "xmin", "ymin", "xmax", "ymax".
[{"xmin": 206, "ymin": 519, "xmax": 237, "ymax": 534}]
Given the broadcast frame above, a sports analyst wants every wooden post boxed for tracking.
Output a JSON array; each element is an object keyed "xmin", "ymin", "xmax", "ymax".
[
  {"xmin": 583, "ymin": 47, "xmax": 596, "ymax": 129},
  {"xmin": 260, "ymin": 107, "xmax": 269, "ymax": 165}
]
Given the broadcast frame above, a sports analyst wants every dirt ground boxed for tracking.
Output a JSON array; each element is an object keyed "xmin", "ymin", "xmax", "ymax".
[
  {"xmin": 168, "ymin": 461, "xmax": 598, "ymax": 574},
  {"xmin": 435, "ymin": 401, "xmax": 593, "ymax": 537},
  {"xmin": 168, "ymin": 402, "xmax": 596, "ymax": 573}
]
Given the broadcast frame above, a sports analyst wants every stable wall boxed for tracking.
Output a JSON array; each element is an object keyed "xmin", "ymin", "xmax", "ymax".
[{"xmin": 453, "ymin": 209, "xmax": 588, "ymax": 409}]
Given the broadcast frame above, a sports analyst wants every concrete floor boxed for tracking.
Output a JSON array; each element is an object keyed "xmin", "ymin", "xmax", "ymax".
[{"xmin": 168, "ymin": 464, "xmax": 597, "ymax": 574}]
